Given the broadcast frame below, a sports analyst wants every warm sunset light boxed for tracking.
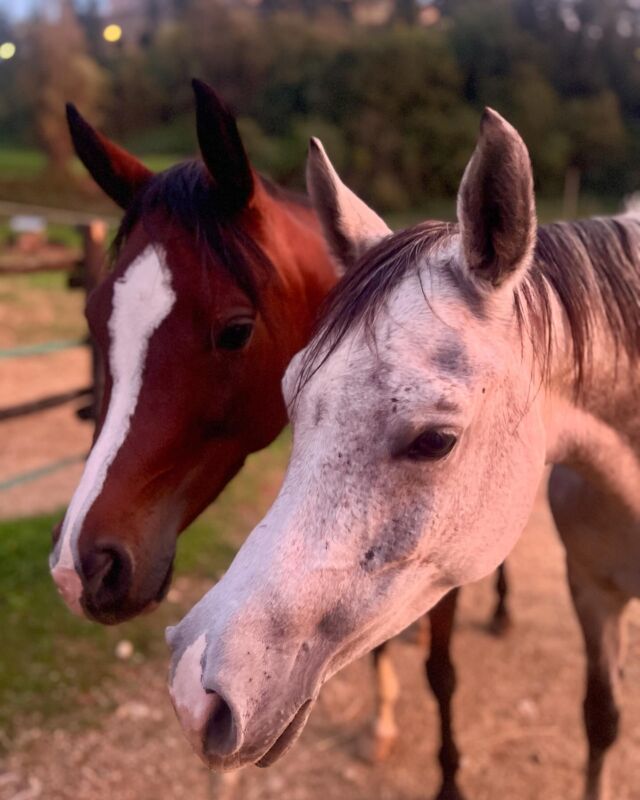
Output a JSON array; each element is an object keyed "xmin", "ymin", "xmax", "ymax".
[
  {"xmin": 102, "ymin": 24, "xmax": 122, "ymax": 44},
  {"xmin": 0, "ymin": 42, "xmax": 16, "ymax": 60}
]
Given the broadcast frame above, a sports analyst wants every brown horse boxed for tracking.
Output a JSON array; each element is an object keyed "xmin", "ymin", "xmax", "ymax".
[
  {"xmin": 49, "ymin": 81, "xmax": 507, "ymax": 798},
  {"xmin": 49, "ymin": 80, "xmax": 336, "ymax": 623}
]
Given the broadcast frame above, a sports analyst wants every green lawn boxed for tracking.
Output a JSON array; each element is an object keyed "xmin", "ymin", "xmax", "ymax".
[
  {"xmin": 0, "ymin": 147, "xmax": 621, "ymax": 225},
  {"xmin": 0, "ymin": 149, "xmax": 47, "ymax": 179},
  {"xmin": 0, "ymin": 431, "xmax": 290, "ymax": 740},
  {"xmin": 0, "ymin": 148, "xmax": 181, "ymax": 182},
  {"xmin": 0, "ymin": 148, "xmax": 182, "ymax": 213}
]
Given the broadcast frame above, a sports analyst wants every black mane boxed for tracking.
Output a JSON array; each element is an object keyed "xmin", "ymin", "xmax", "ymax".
[{"xmin": 112, "ymin": 160, "xmax": 287, "ymax": 308}]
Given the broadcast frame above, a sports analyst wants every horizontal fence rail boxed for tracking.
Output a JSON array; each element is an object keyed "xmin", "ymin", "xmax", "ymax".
[
  {"xmin": 1, "ymin": 216, "xmax": 109, "ymax": 493},
  {"xmin": 0, "ymin": 453, "xmax": 87, "ymax": 492},
  {"xmin": 0, "ymin": 387, "xmax": 92, "ymax": 422},
  {"xmin": 0, "ymin": 338, "xmax": 87, "ymax": 359}
]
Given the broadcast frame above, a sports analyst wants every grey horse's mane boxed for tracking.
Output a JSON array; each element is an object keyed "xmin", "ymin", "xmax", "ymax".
[{"xmin": 297, "ymin": 213, "xmax": 640, "ymax": 398}]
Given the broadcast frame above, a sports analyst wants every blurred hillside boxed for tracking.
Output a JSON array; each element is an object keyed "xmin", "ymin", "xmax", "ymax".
[{"xmin": 0, "ymin": 0, "xmax": 639, "ymax": 213}]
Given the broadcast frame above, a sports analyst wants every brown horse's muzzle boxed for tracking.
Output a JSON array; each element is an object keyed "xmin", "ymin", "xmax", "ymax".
[
  {"xmin": 50, "ymin": 515, "xmax": 177, "ymax": 625},
  {"xmin": 77, "ymin": 538, "xmax": 175, "ymax": 624}
]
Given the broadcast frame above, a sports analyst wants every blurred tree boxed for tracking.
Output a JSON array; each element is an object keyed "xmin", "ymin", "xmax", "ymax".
[
  {"xmin": 0, "ymin": 12, "xmax": 24, "ymax": 146},
  {"xmin": 563, "ymin": 90, "xmax": 627, "ymax": 184},
  {"xmin": 18, "ymin": 0, "xmax": 107, "ymax": 174},
  {"xmin": 394, "ymin": 0, "xmax": 418, "ymax": 24},
  {"xmin": 1, "ymin": 0, "xmax": 639, "ymax": 211},
  {"xmin": 76, "ymin": 0, "xmax": 103, "ymax": 55}
]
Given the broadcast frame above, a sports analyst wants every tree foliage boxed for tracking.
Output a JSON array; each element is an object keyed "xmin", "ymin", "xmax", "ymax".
[
  {"xmin": 1, "ymin": 0, "xmax": 639, "ymax": 207},
  {"xmin": 15, "ymin": 0, "xmax": 107, "ymax": 173}
]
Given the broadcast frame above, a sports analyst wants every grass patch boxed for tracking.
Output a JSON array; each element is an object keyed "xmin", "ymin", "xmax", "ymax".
[
  {"xmin": 0, "ymin": 149, "xmax": 47, "ymax": 179},
  {"xmin": 0, "ymin": 148, "xmax": 180, "ymax": 185},
  {"xmin": 0, "ymin": 431, "xmax": 290, "ymax": 740}
]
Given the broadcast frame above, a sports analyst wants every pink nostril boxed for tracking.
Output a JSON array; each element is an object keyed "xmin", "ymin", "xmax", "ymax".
[{"xmin": 203, "ymin": 692, "xmax": 241, "ymax": 759}]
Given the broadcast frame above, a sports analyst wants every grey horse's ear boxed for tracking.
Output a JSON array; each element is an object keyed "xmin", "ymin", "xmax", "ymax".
[
  {"xmin": 457, "ymin": 108, "xmax": 537, "ymax": 288},
  {"xmin": 306, "ymin": 138, "xmax": 390, "ymax": 275}
]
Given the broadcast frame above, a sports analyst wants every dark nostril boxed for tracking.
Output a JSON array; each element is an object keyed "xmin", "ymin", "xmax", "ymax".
[
  {"xmin": 82, "ymin": 542, "xmax": 132, "ymax": 604},
  {"xmin": 202, "ymin": 692, "xmax": 239, "ymax": 759}
]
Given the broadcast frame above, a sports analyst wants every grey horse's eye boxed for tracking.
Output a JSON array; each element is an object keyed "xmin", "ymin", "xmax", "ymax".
[{"xmin": 407, "ymin": 429, "xmax": 457, "ymax": 461}]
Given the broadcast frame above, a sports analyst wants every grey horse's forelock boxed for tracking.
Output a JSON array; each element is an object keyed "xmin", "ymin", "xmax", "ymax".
[{"xmin": 296, "ymin": 213, "xmax": 640, "ymax": 401}]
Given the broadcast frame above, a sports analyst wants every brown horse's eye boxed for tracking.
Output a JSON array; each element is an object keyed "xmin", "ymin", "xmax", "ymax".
[
  {"xmin": 407, "ymin": 430, "xmax": 457, "ymax": 461},
  {"xmin": 216, "ymin": 319, "xmax": 254, "ymax": 351}
]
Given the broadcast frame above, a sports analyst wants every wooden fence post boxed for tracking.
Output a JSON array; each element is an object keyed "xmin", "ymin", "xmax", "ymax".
[{"xmin": 82, "ymin": 220, "xmax": 108, "ymax": 429}]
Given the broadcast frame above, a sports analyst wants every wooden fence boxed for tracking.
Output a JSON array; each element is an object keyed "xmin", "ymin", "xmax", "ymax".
[{"xmin": 0, "ymin": 204, "xmax": 112, "ymax": 488}]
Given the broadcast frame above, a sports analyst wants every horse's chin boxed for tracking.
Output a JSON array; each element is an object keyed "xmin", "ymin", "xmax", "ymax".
[{"xmin": 255, "ymin": 699, "xmax": 315, "ymax": 768}]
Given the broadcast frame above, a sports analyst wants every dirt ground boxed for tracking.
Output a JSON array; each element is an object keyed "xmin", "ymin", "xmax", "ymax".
[{"xmin": 2, "ymin": 352, "xmax": 640, "ymax": 800}]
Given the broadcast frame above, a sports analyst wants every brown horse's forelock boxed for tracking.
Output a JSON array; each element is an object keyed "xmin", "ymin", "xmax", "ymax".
[
  {"xmin": 111, "ymin": 160, "xmax": 277, "ymax": 309},
  {"xmin": 297, "ymin": 214, "xmax": 640, "ymax": 402}
]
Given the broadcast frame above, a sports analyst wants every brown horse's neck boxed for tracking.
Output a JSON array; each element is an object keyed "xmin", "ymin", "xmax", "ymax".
[{"xmin": 257, "ymin": 178, "xmax": 338, "ymax": 356}]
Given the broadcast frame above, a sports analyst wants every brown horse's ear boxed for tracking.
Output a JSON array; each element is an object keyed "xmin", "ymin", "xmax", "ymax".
[
  {"xmin": 306, "ymin": 137, "xmax": 390, "ymax": 275},
  {"xmin": 66, "ymin": 104, "xmax": 152, "ymax": 210},
  {"xmin": 457, "ymin": 108, "xmax": 537, "ymax": 288},
  {"xmin": 192, "ymin": 79, "xmax": 254, "ymax": 216}
]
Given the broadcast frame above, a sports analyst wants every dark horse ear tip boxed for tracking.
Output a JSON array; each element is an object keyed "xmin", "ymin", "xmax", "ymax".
[
  {"xmin": 191, "ymin": 77, "xmax": 206, "ymax": 95},
  {"xmin": 65, "ymin": 102, "xmax": 82, "ymax": 128},
  {"xmin": 191, "ymin": 79, "xmax": 229, "ymax": 115},
  {"xmin": 191, "ymin": 78, "xmax": 252, "ymax": 212}
]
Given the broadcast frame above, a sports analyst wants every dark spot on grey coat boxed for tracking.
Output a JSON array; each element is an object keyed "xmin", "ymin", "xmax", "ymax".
[
  {"xmin": 432, "ymin": 340, "xmax": 471, "ymax": 377},
  {"xmin": 317, "ymin": 604, "xmax": 354, "ymax": 641},
  {"xmin": 361, "ymin": 546, "xmax": 380, "ymax": 571},
  {"xmin": 314, "ymin": 398, "xmax": 326, "ymax": 427},
  {"xmin": 373, "ymin": 506, "xmax": 425, "ymax": 567},
  {"xmin": 269, "ymin": 614, "xmax": 289, "ymax": 641}
]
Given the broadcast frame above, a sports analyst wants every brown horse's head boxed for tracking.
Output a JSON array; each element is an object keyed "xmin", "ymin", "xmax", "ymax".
[{"xmin": 50, "ymin": 80, "xmax": 335, "ymax": 624}]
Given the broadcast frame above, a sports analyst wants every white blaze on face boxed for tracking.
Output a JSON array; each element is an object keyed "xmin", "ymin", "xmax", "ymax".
[{"xmin": 50, "ymin": 246, "xmax": 176, "ymax": 615}]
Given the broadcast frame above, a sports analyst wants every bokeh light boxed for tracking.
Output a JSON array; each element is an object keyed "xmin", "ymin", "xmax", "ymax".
[
  {"xmin": 103, "ymin": 24, "xmax": 123, "ymax": 44},
  {"xmin": 0, "ymin": 42, "xmax": 16, "ymax": 61}
]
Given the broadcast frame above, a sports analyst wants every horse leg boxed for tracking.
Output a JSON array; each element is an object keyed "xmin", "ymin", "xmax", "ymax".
[
  {"xmin": 488, "ymin": 562, "xmax": 511, "ymax": 636},
  {"xmin": 549, "ymin": 466, "xmax": 631, "ymax": 800},
  {"xmin": 426, "ymin": 588, "xmax": 466, "ymax": 800},
  {"xmin": 566, "ymin": 556, "xmax": 628, "ymax": 800},
  {"xmin": 371, "ymin": 640, "xmax": 400, "ymax": 761}
]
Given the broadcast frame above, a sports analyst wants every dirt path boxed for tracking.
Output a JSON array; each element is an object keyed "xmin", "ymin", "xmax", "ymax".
[{"xmin": 2, "ymin": 485, "xmax": 640, "ymax": 800}]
